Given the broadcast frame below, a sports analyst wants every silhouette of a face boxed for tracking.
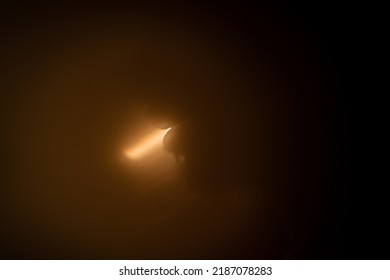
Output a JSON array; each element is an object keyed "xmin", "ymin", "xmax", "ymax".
[{"xmin": 0, "ymin": 4, "xmax": 341, "ymax": 259}]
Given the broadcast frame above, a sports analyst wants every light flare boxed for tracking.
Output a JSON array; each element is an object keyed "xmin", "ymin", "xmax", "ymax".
[{"xmin": 124, "ymin": 128, "xmax": 171, "ymax": 160}]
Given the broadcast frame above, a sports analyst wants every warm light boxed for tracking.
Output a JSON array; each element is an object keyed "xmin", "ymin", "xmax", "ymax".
[{"xmin": 124, "ymin": 128, "xmax": 171, "ymax": 160}]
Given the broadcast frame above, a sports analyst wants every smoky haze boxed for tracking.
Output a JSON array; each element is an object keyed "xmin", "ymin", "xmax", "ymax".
[{"xmin": 0, "ymin": 3, "xmax": 345, "ymax": 259}]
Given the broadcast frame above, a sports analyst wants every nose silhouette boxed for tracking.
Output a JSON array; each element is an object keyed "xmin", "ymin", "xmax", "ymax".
[{"xmin": 163, "ymin": 126, "xmax": 179, "ymax": 153}]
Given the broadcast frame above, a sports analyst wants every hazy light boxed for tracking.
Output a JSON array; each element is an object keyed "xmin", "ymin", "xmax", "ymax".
[{"xmin": 124, "ymin": 128, "xmax": 171, "ymax": 160}]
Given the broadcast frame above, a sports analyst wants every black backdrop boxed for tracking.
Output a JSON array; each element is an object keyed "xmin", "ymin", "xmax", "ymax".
[{"xmin": 0, "ymin": 1, "xmax": 347, "ymax": 259}]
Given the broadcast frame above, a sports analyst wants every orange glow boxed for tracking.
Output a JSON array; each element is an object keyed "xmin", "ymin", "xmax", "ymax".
[{"xmin": 124, "ymin": 128, "xmax": 171, "ymax": 160}]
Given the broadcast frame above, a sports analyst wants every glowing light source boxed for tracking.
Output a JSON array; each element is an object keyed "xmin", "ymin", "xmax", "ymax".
[{"xmin": 124, "ymin": 128, "xmax": 171, "ymax": 160}]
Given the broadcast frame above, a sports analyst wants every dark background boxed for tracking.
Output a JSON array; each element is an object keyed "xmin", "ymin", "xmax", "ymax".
[{"xmin": 0, "ymin": 1, "xmax": 348, "ymax": 259}]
